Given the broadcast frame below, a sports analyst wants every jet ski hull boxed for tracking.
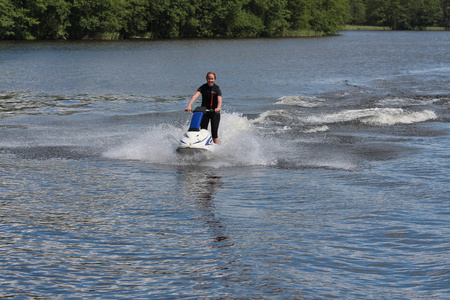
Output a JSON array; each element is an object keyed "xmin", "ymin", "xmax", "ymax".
[
  {"xmin": 176, "ymin": 107, "xmax": 217, "ymax": 154},
  {"xmin": 176, "ymin": 129, "xmax": 216, "ymax": 153}
]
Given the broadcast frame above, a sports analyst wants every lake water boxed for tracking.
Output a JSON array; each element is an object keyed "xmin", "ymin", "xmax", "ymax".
[{"xmin": 1, "ymin": 31, "xmax": 449, "ymax": 299}]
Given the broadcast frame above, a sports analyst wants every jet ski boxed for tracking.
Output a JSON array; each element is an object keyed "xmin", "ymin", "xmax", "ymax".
[{"xmin": 176, "ymin": 107, "xmax": 217, "ymax": 154}]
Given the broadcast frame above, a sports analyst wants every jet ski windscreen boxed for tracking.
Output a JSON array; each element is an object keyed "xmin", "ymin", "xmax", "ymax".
[{"xmin": 188, "ymin": 111, "xmax": 203, "ymax": 132}]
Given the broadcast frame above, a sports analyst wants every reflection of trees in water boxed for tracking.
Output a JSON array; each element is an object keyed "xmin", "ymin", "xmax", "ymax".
[{"xmin": 178, "ymin": 168, "xmax": 231, "ymax": 245}]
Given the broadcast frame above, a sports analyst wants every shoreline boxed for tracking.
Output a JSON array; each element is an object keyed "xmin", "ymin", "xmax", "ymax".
[
  {"xmin": 342, "ymin": 25, "xmax": 448, "ymax": 31},
  {"xmin": 1, "ymin": 26, "xmax": 448, "ymax": 41}
]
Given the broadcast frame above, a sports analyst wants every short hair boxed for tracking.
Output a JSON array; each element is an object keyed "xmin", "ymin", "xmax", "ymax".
[{"xmin": 206, "ymin": 72, "xmax": 216, "ymax": 80}]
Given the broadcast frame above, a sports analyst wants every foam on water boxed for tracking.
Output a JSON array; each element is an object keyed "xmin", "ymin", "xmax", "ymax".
[
  {"xmin": 256, "ymin": 107, "xmax": 437, "ymax": 127},
  {"xmin": 361, "ymin": 109, "xmax": 437, "ymax": 126},
  {"xmin": 0, "ymin": 111, "xmax": 356, "ymax": 170},
  {"xmin": 303, "ymin": 125, "xmax": 330, "ymax": 133},
  {"xmin": 103, "ymin": 123, "xmax": 182, "ymax": 162},
  {"xmin": 306, "ymin": 108, "xmax": 437, "ymax": 125},
  {"xmin": 103, "ymin": 112, "xmax": 281, "ymax": 168},
  {"xmin": 275, "ymin": 96, "xmax": 326, "ymax": 108},
  {"xmin": 2, "ymin": 105, "xmax": 433, "ymax": 171},
  {"xmin": 102, "ymin": 111, "xmax": 365, "ymax": 171},
  {"xmin": 376, "ymin": 97, "xmax": 442, "ymax": 107}
]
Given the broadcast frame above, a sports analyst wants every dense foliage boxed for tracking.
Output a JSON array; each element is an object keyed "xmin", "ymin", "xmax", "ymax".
[
  {"xmin": 0, "ymin": 0, "xmax": 448, "ymax": 40},
  {"xmin": 349, "ymin": 0, "xmax": 449, "ymax": 30}
]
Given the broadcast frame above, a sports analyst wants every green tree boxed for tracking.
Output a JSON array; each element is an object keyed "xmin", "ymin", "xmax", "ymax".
[
  {"xmin": 31, "ymin": 0, "xmax": 71, "ymax": 39},
  {"xmin": 443, "ymin": 0, "xmax": 450, "ymax": 28},
  {"xmin": 223, "ymin": 0, "xmax": 265, "ymax": 36},
  {"xmin": 69, "ymin": 0, "xmax": 126, "ymax": 38},
  {"xmin": 120, "ymin": 0, "xmax": 150, "ymax": 37},
  {"xmin": 0, "ymin": 0, "xmax": 39, "ymax": 39},
  {"xmin": 365, "ymin": 0, "xmax": 445, "ymax": 29},
  {"xmin": 195, "ymin": 0, "xmax": 225, "ymax": 37},
  {"xmin": 245, "ymin": 0, "xmax": 290, "ymax": 35},
  {"xmin": 309, "ymin": 0, "xmax": 349, "ymax": 33},
  {"xmin": 0, "ymin": 0, "xmax": 21, "ymax": 39},
  {"xmin": 148, "ymin": 0, "xmax": 195, "ymax": 38},
  {"xmin": 365, "ymin": 0, "xmax": 405, "ymax": 29},
  {"xmin": 286, "ymin": 0, "xmax": 313, "ymax": 31},
  {"xmin": 189, "ymin": 0, "xmax": 265, "ymax": 37},
  {"xmin": 410, "ymin": 0, "xmax": 442, "ymax": 28},
  {"xmin": 348, "ymin": 0, "xmax": 365, "ymax": 24}
]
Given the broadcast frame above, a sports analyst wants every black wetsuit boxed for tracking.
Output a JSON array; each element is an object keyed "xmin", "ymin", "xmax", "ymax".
[{"xmin": 197, "ymin": 83, "xmax": 222, "ymax": 139}]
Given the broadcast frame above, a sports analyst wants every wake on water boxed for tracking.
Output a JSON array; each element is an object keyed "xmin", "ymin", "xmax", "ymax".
[
  {"xmin": 1, "ymin": 94, "xmax": 439, "ymax": 171},
  {"xmin": 103, "ymin": 112, "xmax": 284, "ymax": 169},
  {"xmin": 102, "ymin": 93, "xmax": 439, "ymax": 171},
  {"xmin": 103, "ymin": 109, "xmax": 371, "ymax": 171}
]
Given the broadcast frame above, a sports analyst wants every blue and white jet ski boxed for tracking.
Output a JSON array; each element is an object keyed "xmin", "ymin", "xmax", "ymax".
[{"xmin": 176, "ymin": 107, "xmax": 217, "ymax": 154}]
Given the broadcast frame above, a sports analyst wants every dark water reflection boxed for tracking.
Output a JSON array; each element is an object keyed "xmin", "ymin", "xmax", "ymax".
[{"xmin": 178, "ymin": 167, "xmax": 230, "ymax": 244}]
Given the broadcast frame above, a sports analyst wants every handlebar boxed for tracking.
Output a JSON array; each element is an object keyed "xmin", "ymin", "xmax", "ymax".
[{"xmin": 186, "ymin": 106, "xmax": 213, "ymax": 113}]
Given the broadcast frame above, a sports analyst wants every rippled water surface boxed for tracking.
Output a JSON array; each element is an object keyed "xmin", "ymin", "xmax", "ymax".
[{"xmin": 1, "ymin": 31, "xmax": 449, "ymax": 299}]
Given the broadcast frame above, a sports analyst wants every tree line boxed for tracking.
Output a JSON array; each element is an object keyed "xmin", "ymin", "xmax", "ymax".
[
  {"xmin": 0, "ymin": 0, "xmax": 448, "ymax": 40},
  {"xmin": 349, "ymin": 0, "xmax": 449, "ymax": 30}
]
